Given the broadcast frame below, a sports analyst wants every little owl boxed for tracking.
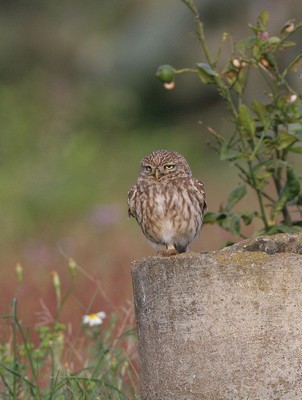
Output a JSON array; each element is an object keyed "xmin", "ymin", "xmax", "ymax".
[{"xmin": 128, "ymin": 150, "xmax": 207, "ymax": 256}]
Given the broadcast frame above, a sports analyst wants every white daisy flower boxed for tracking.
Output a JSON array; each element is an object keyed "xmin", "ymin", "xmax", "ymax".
[
  {"xmin": 82, "ymin": 311, "xmax": 106, "ymax": 327},
  {"xmin": 288, "ymin": 94, "xmax": 298, "ymax": 104}
]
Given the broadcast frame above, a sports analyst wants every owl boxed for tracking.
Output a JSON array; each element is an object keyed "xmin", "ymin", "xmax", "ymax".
[{"xmin": 128, "ymin": 150, "xmax": 207, "ymax": 256}]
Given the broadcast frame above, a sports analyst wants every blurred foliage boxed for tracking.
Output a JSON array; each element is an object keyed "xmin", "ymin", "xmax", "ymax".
[
  {"xmin": 0, "ymin": 0, "xmax": 301, "ymax": 253},
  {"xmin": 157, "ymin": 2, "xmax": 302, "ymax": 238},
  {"xmin": 0, "ymin": 0, "xmax": 212, "ymax": 251}
]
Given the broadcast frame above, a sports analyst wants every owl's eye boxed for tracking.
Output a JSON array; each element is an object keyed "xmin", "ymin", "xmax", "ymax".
[
  {"xmin": 164, "ymin": 164, "xmax": 174, "ymax": 170},
  {"xmin": 144, "ymin": 165, "xmax": 152, "ymax": 172}
]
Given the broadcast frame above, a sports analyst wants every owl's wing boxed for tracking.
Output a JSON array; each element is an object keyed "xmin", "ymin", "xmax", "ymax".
[
  {"xmin": 127, "ymin": 185, "xmax": 137, "ymax": 218},
  {"xmin": 192, "ymin": 178, "xmax": 207, "ymax": 213}
]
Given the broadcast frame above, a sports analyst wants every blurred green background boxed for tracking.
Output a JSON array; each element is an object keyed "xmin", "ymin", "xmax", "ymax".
[{"xmin": 0, "ymin": 0, "xmax": 301, "ymax": 326}]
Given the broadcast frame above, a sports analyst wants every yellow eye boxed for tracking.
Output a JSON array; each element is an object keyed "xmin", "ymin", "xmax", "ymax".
[
  {"xmin": 164, "ymin": 165, "xmax": 174, "ymax": 170},
  {"xmin": 144, "ymin": 165, "xmax": 152, "ymax": 172}
]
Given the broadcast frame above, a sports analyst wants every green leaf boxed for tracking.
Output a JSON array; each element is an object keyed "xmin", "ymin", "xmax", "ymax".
[
  {"xmin": 252, "ymin": 44, "xmax": 262, "ymax": 60},
  {"xmin": 238, "ymin": 104, "xmax": 256, "ymax": 137},
  {"xmin": 271, "ymin": 167, "xmax": 300, "ymax": 219},
  {"xmin": 240, "ymin": 211, "xmax": 256, "ymax": 225},
  {"xmin": 221, "ymin": 214, "xmax": 241, "ymax": 236},
  {"xmin": 196, "ymin": 63, "xmax": 217, "ymax": 84},
  {"xmin": 262, "ymin": 224, "xmax": 300, "ymax": 235},
  {"xmin": 253, "ymin": 159, "xmax": 288, "ymax": 190},
  {"xmin": 258, "ymin": 10, "xmax": 269, "ymax": 28},
  {"xmin": 253, "ymin": 163, "xmax": 273, "ymax": 190},
  {"xmin": 251, "ymin": 100, "xmax": 267, "ymax": 126},
  {"xmin": 206, "ymin": 211, "xmax": 242, "ymax": 236},
  {"xmin": 203, "ymin": 211, "xmax": 223, "ymax": 224},
  {"xmin": 233, "ymin": 69, "xmax": 247, "ymax": 95},
  {"xmin": 225, "ymin": 185, "xmax": 247, "ymax": 211},
  {"xmin": 276, "ymin": 131, "xmax": 297, "ymax": 150},
  {"xmin": 268, "ymin": 36, "xmax": 281, "ymax": 45},
  {"xmin": 291, "ymin": 126, "xmax": 302, "ymax": 141},
  {"xmin": 220, "ymin": 143, "xmax": 242, "ymax": 161},
  {"xmin": 286, "ymin": 167, "xmax": 301, "ymax": 200},
  {"xmin": 283, "ymin": 53, "xmax": 302, "ymax": 76},
  {"xmin": 236, "ymin": 36, "xmax": 257, "ymax": 53},
  {"xmin": 289, "ymin": 146, "xmax": 302, "ymax": 154},
  {"xmin": 279, "ymin": 41, "xmax": 296, "ymax": 49},
  {"xmin": 285, "ymin": 125, "xmax": 302, "ymax": 143}
]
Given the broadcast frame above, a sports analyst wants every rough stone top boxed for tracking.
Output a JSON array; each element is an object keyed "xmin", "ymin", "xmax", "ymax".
[
  {"xmin": 223, "ymin": 232, "xmax": 302, "ymax": 255},
  {"xmin": 132, "ymin": 233, "xmax": 302, "ymax": 270}
]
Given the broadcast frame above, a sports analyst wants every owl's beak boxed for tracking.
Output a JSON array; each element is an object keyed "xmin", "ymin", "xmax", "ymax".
[{"xmin": 154, "ymin": 169, "xmax": 162, "ymax": 180}]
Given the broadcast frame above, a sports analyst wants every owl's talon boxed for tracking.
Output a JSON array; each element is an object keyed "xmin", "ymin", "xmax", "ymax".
[{"xmin": 156, "ymin": 248, "xmax": 179, "ymax": 257}]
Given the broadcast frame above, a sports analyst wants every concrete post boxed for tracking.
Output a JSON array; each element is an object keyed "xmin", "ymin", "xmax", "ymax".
[{"xmin": 131, "ymin": 233, "xmax": 302, "ymax": 400}]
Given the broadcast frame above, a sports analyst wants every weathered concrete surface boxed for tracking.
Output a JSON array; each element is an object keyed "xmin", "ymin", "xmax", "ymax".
[{"xmin": 131, "ymin": 233, "xmax": 302, "ymax": 400}]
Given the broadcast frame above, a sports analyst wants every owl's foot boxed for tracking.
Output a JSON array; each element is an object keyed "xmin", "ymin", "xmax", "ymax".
[
  {"xmin": 156, "ymin": 245, "xmax": 180, "ymax": 257},
  {"xmin": 161, "ymin": 249, "xmax": 179, "ymax": 257}
]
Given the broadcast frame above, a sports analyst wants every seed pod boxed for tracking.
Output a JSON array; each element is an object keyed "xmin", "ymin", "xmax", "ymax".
[
  {"xmin": 281, "ymin": 20, "xmax": 295, "ymax": 35},
  {"xmin": 232, "ymin": 58, "xmax": 241, "ymax": 69},
  {"xmin": 156, "ymin": 65, "xmax": 176, "ymax": 83},
  {"xmin": 164, "ymin": 81, "xmax": 176, "ymax": 90}
]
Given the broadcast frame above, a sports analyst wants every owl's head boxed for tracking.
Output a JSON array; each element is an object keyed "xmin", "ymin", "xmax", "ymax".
[{"xmin": 139, "ymin": 150, "xmax": 192, "ymax": 181}]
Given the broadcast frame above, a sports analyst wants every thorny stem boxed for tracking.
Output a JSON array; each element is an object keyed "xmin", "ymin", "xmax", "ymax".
[
  {"xmin": 181, "ymin": 0, "xmax": 301, "ymax": 234},
  {"xmin": 238, "ymin": 171, "xmax": 275, "ymax": 203},
  {"xmin": 182, "ymin": 0, "xmax": 239, "ymax": 118},
  {"xmin": 176, "ymin": 68, "xmax": 198, "ymax": 74},
  {"xmin": 181, "ymin": 0, "xmax": 214, "ymax": 68},
  {"xmin": 247, "ymin": 161, "xmax": 269, "ymax": 230},
  {"xmin": 12, "ymin": 299, "xmax": 18, "ymax": 399},
  {"xmin": 282, "ymin": 52, "xmax": 302, "ymax": 80},
  {"xmin": 273, "ymin": 175, "xmax": 292, "ymax": 225},
  {"xmin": 12, "ymin": 299, "xmax": 40, "ymax": 396},
  {"xmin": 272, "ymin": 145, "xmax": 292, "ymax": 226},
  {"xmin": 235, "ymin": 150, "xmax": 270, "ymax": 226}
]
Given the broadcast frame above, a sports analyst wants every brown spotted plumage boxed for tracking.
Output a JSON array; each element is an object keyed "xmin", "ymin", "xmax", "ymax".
[{"xmin": 128, "ymin": 150, "xmax": 207, "ymax": 256}]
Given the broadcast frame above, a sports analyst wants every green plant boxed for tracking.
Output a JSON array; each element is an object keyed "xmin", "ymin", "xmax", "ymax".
[
  {"xmin": 157, "ymin": 0, "xmax": 302, "ymax": 239},
  {"xmin": 0, "ymin": 261, "xmax": 140, "ymax": 399}
]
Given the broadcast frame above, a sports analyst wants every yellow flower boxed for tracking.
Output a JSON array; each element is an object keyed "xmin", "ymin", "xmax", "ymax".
[
  {"xmin": 15, "ymin": 263, "xmax": 23, "ymax": 284},
  {"xmin": 82, "ymin": 311, "xmax": 106, "ymax": 327}
]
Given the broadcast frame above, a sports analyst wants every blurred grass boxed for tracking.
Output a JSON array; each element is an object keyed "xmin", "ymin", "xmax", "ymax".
[{"xmin": 0, "ymin": 262, "xmax": 140, "ymax": 399}]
